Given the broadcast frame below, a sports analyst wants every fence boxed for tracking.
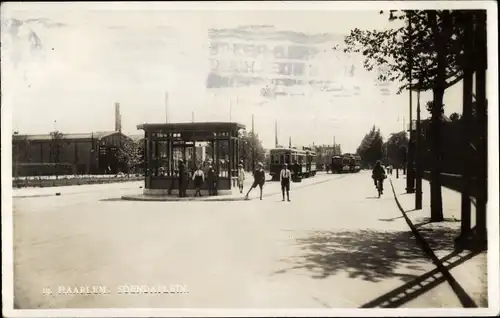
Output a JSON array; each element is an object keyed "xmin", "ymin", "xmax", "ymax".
[
  {"xmin": 422, "ymin": 171, "xmax": 481, "ymax": 198},
  {"xmin": 12, "ymin": 174, "xmax": 143, "ymax": 188}
]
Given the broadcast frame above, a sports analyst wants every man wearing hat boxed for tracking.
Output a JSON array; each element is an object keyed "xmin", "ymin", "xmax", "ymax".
[
  {"xmin": 245, "ymin": 162, "xmax": 266, "ymax": 200},
  {"xmin": 237, "ymin": 163, "xmax": 246, "ymax": 194},
  {"xmin": 178, "ymin": 159, "xmax": 187, "ymax": 197},
  {"xmin": 280, "ymin": 163, "xmax": 292, "ymax": 202},
  {"xmin": 206, "ymin": 161, "xmax": 216, "ymax": 196}
]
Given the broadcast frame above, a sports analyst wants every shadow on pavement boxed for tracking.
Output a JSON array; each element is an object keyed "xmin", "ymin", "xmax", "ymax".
[
  {"xmin": 272, "ymin": 229, "xmax": 455, "ymax": 283},
  {"xmin": 272, "ymin": 227, "xmax": 475, "ymax": 284},
  {"xmin": 410, "ymin": 218, "xmax": 462, "ymax": 252},
  {"xmin": 379, "ymin": 209, "xmax": 420, "ymax": 222},
  {"xmin": 99, "ymin": 198, "xmax": 126, "ymax": 202},
  {"xmin": 359, "ymin": 249, "xmax": 482, "ymax": 308}
]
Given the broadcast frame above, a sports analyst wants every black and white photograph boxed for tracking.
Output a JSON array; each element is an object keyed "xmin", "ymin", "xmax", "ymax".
[{"xmin": 1, "ymin": 1, "xmax": 498, "ymax": 317}]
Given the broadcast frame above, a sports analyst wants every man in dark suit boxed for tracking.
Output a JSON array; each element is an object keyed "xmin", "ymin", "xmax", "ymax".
[
  {"xmin": 178, "ymin": 159, "xmax": 187, "ymax": 197},
  {"xmin": 207, "ymin": 163, "xmax": 216, "ymax": 196}
]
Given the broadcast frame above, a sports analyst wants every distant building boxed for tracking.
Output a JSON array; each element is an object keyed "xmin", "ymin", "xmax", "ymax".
[{"xmin": 12, "ymin": 131, "xmax": 132, "ymax": 176}]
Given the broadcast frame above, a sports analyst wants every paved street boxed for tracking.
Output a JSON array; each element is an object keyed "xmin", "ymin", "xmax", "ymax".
[{"xmin": 13, "ymin": 171, "xmax": 463, "ymax": 309}]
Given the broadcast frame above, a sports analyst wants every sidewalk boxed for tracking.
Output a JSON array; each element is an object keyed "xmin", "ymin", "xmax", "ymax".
[
  {"xmin": 389, "ymin": 176, "xmax": 488, "ymax": 307},
  {"xmin": 122, "ymin": 172, "xmax": 338, "ymax": 202}
]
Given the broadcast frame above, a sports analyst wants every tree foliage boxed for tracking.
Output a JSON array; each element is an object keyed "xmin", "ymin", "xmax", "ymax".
[
  {"xmin": 356, "ymin": 125, "xmax": 384, "ymax": 167},
  {"xmin": 238, "ymin": 130, "xmax": 266, "ymax": 170},
  {"xmin": 383, "ymin": 131, "xmax": 409, "ymax": 167},
  {"xmin": 117, "ymin": 139, "xmax": 144, "ymax": 174},
  {"xmin": 344, "ymin": 10, "xmax": 466, "ymax": 94},
  {"xmin": 50, "ymin": 130, "xmax": 64, "ymax": 178}
]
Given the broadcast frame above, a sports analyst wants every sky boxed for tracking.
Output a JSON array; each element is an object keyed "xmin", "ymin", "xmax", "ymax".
[{"xmin": 1, "ymin": 2, "xmax": 473, "ymax": 153}]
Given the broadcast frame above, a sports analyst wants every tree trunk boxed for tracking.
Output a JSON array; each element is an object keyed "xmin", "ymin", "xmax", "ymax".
[
  {"xmin": 459, "ymin": 11, "xmax": 474, "ymax": 241},
  {"xmin": 429, "ymin": 10, "xmax": 444, "ymax": 222},
  {"xmin": 430, "ymin": 89, "xmax": 444, "ymax": 222}
]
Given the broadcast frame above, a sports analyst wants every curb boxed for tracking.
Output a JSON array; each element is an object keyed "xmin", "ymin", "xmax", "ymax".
[
  {"xmin": 388, "ymin": 178, "xmax": 478, "ymax": 308},
  {"xmin": 121, "ymin": 195, "xmax": 248, "ymax": 202},
  {"xmin": 122, "ymin": 175, "xmax": 347, "ymax": 202}
]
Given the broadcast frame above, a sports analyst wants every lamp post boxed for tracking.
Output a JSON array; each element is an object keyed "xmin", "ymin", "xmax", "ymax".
[
  {"xmin": 415, "ymin": 85, "xmax": 423, "ymax": 209},
  {"xmin": 251, "ymin": 114, "xmax": 255, "ymax": 172}
]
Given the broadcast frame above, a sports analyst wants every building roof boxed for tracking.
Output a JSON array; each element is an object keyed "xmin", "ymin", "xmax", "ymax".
[
  {"xmin": 129, "ymin": 134, "xmax": 144, "ymax": 142},
  {"xmin": 12, "ymin": 131, "xmax": 122, "ymax": 142},
  {"xmin": 137, "ymin": 122, "xmax": 246, "ymax": 132}
]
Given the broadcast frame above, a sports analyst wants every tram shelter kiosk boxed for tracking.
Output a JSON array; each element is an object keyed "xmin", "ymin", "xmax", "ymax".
[{"xmin": 138, "ymin": 122, "xmax": 245, "ymax": 196}]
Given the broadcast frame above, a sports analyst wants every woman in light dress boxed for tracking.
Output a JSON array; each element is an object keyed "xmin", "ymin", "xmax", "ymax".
[{"xmin": 237, "ymin": 163, "xmax": 246, "ymax": 194}]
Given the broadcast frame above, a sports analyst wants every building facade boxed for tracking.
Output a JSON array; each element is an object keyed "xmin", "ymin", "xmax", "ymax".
[{"xmin": 12, "ymin": 131, "xmax": 133, "ymax": 177}]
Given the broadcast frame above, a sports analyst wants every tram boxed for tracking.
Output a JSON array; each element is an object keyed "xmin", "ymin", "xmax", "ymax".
[
  {"xmin": 353, "ymin": 155, "xmax": 362, "ymax": 172},
  {"xmin": 341, "ymin": 154, "xmax": 353, "ymax": 172},
  {"xmin": 269, "ymin": 147, "xmax": 309, "ymax": 182},
  {"xmin": 304, "ymin": 148, "xmax": 317, "ymax": 178},
  {"xmin": 330, "ymin": 155, "xmax": 343, "ymax": 173}
]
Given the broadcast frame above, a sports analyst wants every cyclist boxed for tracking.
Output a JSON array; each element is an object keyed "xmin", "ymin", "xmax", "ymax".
[{"xmin": 372, "ymin": 160, "xmax": 387, "ymax": 194}]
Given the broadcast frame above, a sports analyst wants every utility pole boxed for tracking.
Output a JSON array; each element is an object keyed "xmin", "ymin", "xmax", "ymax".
[
  {"xmin": 406, "ymin": 10, "xmax": 415, "ymax": 194},
  {"xmin": 252, "ymin": 114, "xmax": 255, "ymax": 172},
  {"xmin": 165, "ymin": 92, "xmax": 169, "ymax": 124},
  {"xmin": 415, "ymin": 78, "xmax": 423, "ymax": 210},
  {"xmin": 192, "ymin": 111, "xmax": 195, "ymax": 123}
]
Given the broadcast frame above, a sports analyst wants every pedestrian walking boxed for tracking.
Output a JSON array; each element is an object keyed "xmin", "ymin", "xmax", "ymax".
[
  {"xmin": 245, "ymin": 162, "xmax": 266, "ymax": 200},
  {"xmin": 237, "ymin": 163, "xmax": 246, "ymax": 193},
  {"xmin": 280, "ymin": 163, "xmax": 291, "ymax": 202},
  {"xmin": 192, "ymin": 165, "xmax": 205, "ymax": 197}
]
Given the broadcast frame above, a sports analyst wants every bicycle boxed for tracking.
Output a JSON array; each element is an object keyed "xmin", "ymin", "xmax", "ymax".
[
  {"xmin": 375, "ymin": 175, "xmax": 387, "ymax": 198},
  {"xmin": 376, "ymin": 179, "xmax": 383, "ymax": 198}
]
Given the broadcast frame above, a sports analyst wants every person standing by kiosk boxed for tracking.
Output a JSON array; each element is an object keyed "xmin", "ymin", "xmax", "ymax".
[
  {"xmin": 237, "ymin": 163, "xmax": 246, "ymax": 194},
  {"xmin": 207, "ymin": 163, "xmax": 216, "ymax": 196},
  {"xmin": 178, "ymin": 159, "xmax": 187, "ymax": 197},
  {"xmin": 280, "ymin": 163, "xmax": 291, "ymax": 202},
  {"xmin": 192, "ymin": 164, "xmax": 205, "ymax": 197}
]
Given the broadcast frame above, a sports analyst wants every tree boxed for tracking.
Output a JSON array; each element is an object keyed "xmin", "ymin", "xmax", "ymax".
[
  {"xmin": 50, "ymin": 130, "xmax": 64, "ymax": 179},
  {"xmin": 384, "ymin": 131, "xmax": 409, "ymax": 168},
  {"xmin": 343, "ymin": 10, "xmax": 472, "ymax": 221},
  {"xmin": 117, "ymin": 139, "xmax": 143, "ymax": 175},
  {"xmin": 344, "ymin": 10, "xmax": 465, "ymax": 94},
  {"xmin": 238, "ymin": 130, "xmax": 266, "ymax": 171},
  {"xmin": 356, "ymin": 125, "xmax": 384, "ymax": 168}
]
